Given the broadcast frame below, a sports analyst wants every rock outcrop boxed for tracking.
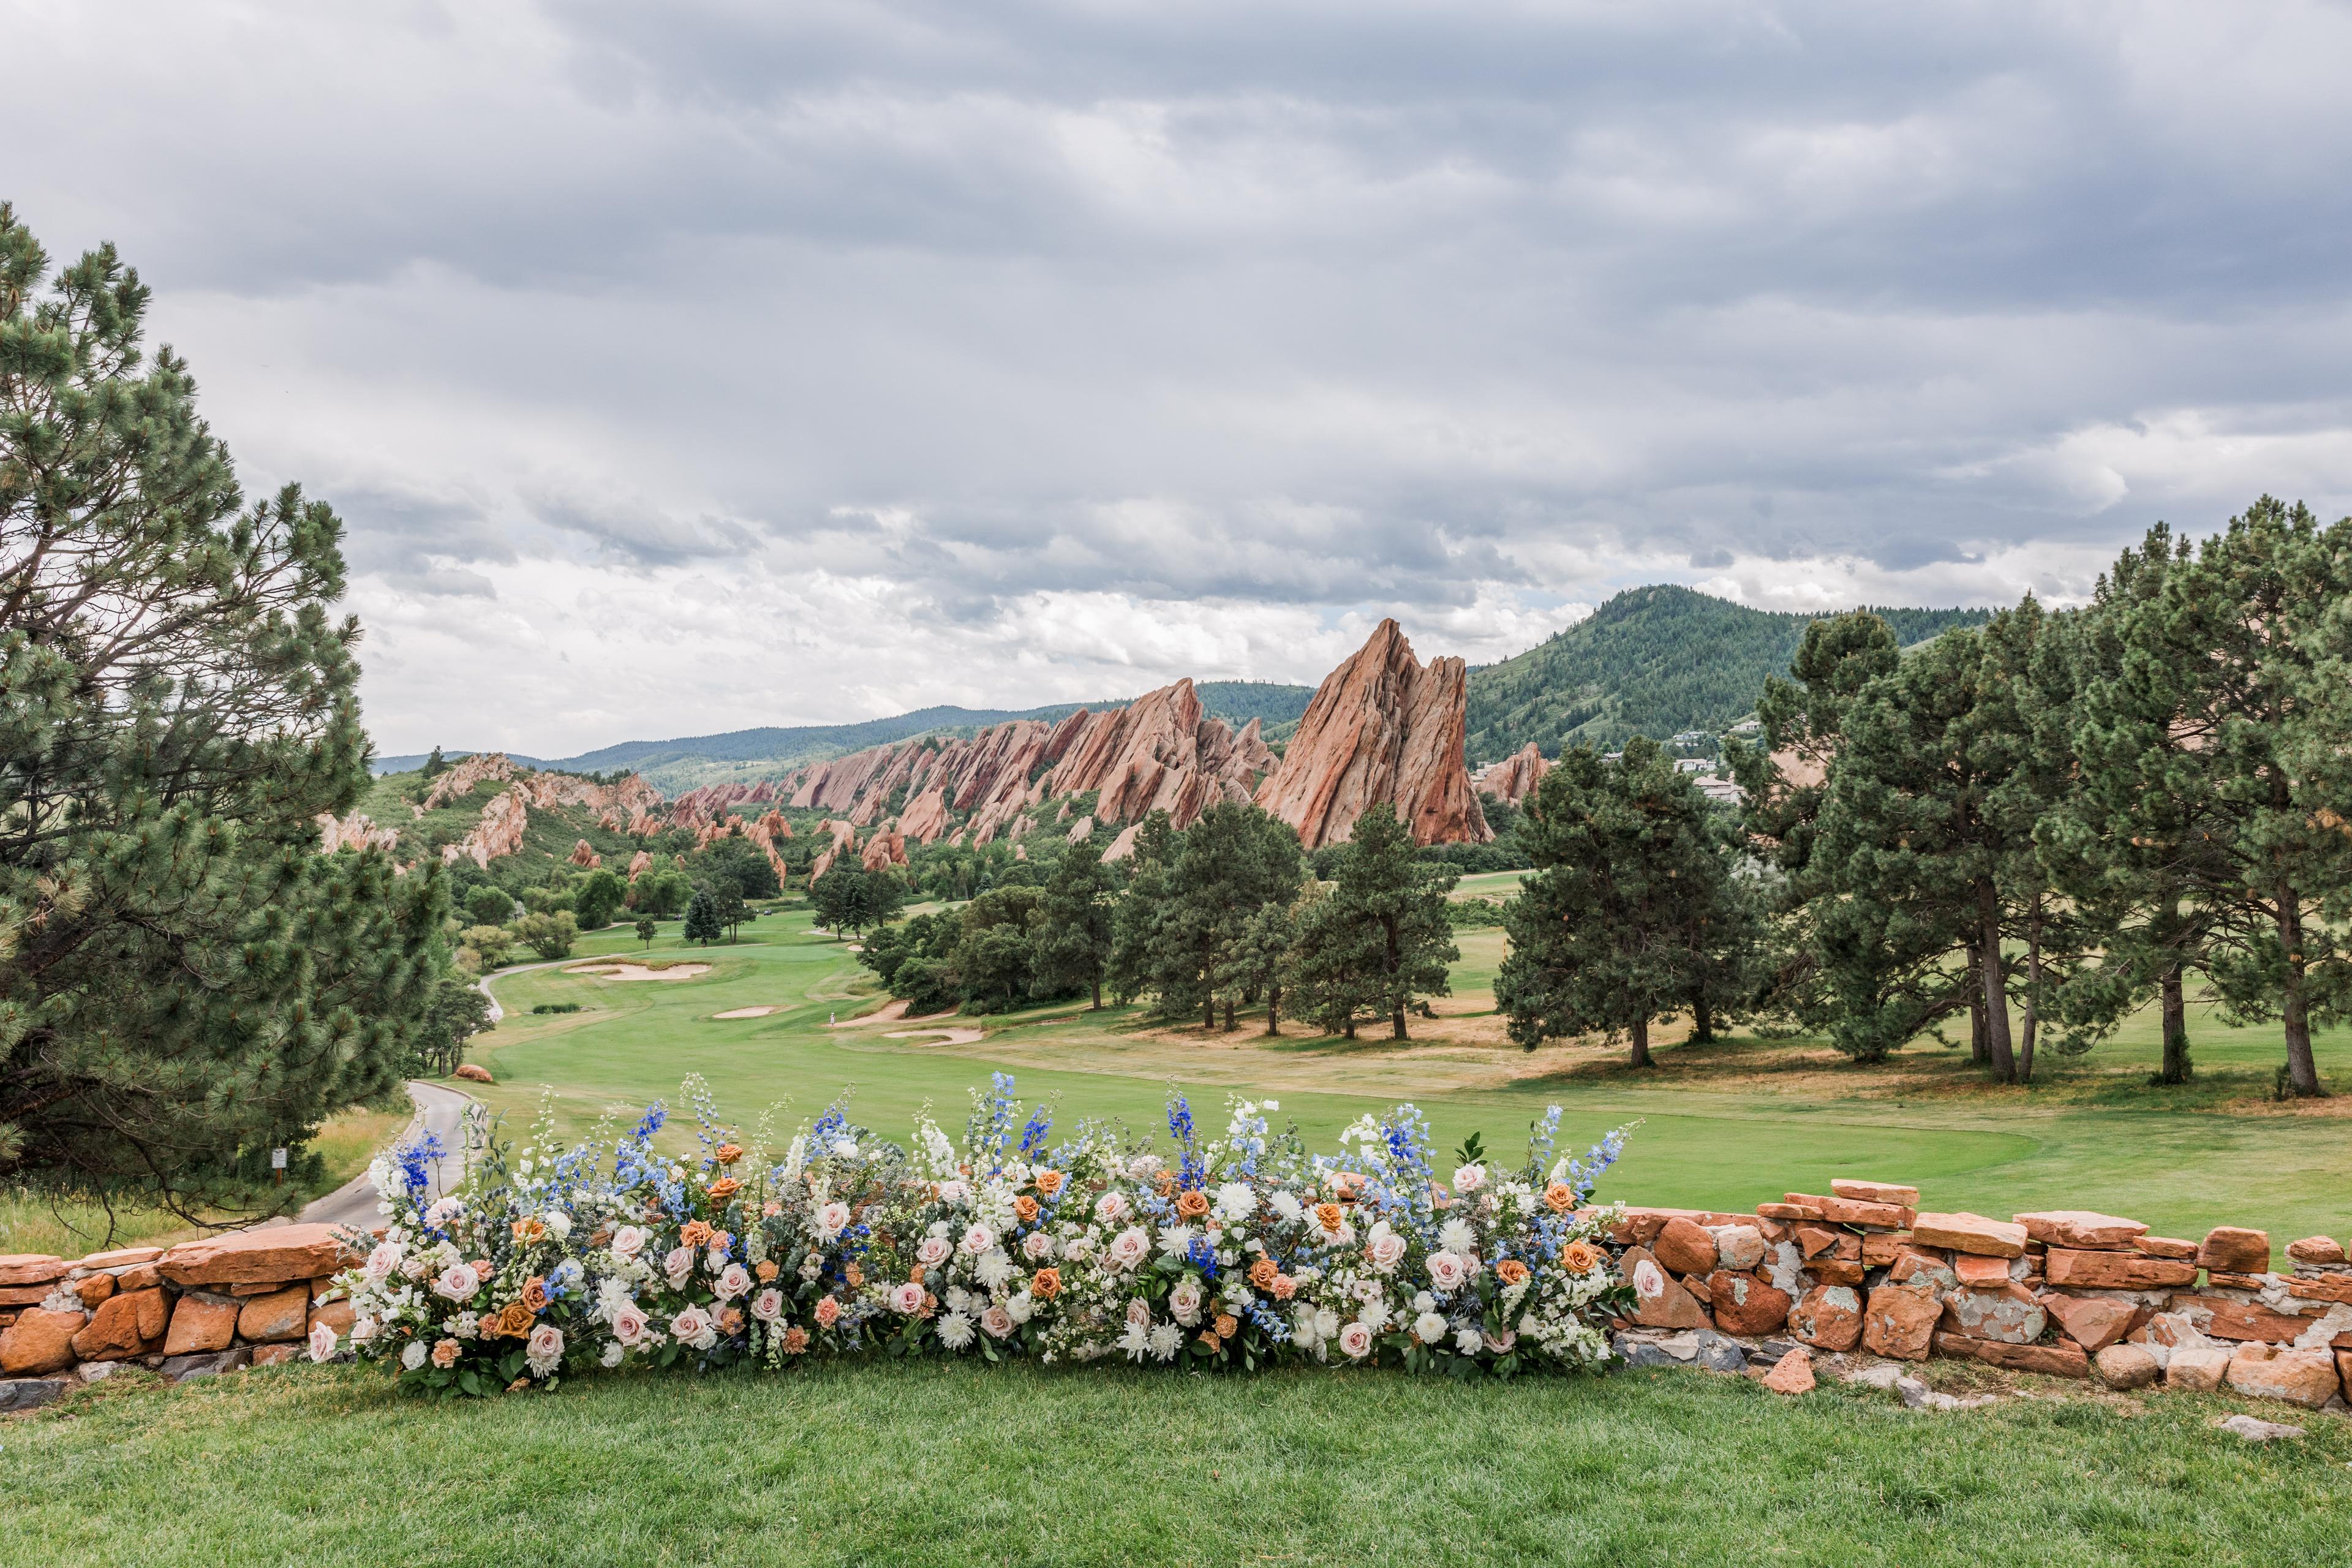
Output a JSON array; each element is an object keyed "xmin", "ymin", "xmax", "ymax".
[
  {"xmin": 315, "ymin": 812, "xmax": 402, "ymax": 854},
  {"xmin": 443, "ymin": 786, "xmax": 530, "ymax": 869},
  {"xmin": 861, "ymin": 831, "xmax": 907, "ymax": 871},
  {"xmin": 569, "ymin": 840, "xmax": 601, "ymax": 869},
  {"xmin": 1253, "ymin": 620, "xmax": 1491, "ymax": 850},
  {"xmin": 1476, "ymin": 743, "xmax": 1550, "ymax": 806},
  {"xmin": 627, "ymin": 850, "xmax": 654, "ymax": 881}
]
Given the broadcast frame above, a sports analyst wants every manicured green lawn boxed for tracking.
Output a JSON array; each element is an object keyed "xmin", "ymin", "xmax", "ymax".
[
  {"xmin": 465, "ymin": 911, "xmax": 2351, "ymax": 1256},
  {"xmin": 12, "ymin": 1359, "xmax": 2349, "ymax": 1566}
]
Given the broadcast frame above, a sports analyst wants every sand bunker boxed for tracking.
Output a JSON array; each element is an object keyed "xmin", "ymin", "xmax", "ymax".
[
  {"xmin": 564, "ymin": 962, "xmax": 711, "ymax": 982},
  {"xmin": 886, "ymin": 1026, "xmax": 986, "ymax": 1046},
  {"xmin": 826, "ymin": 999, "xmax": 910, "ymax": 1028},
  {"xmin": 713, "ymin": 1005, "xmax": 785, "ymax": 1019}
]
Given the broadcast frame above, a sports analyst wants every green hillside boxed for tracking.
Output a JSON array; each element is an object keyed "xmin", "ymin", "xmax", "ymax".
[{"xmin": 1464, "ymin": 586, "xmax": 1990, "ymax": 763}]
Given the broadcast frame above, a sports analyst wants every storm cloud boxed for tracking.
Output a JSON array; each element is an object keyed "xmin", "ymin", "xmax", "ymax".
[{"xmin": 9, "ymin": 1, "xmax": 2350, "ymax": 754}]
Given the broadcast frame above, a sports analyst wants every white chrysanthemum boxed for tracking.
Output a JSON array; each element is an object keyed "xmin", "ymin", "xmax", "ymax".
[
  {"xmin": 1118, "ymin": 1323, "xmax": 1151, "ymax": 1362},
  {"xmin": 1148, "ymin": 1324, "xmax": 1183, "ymax": 1362},
  {"xmin": 1156, "ymin": 1224, "xmax": 1196, "ymax": 1259},
  {"xmin": 1438, "ymin": 1218, "xmax": 1477, "ymax": 1254},
  {"xmin": 543, "ymin": 1210, "xmax": 573, "ymax": 1242},
  {"xmin": 600, "ymin": 1341, "xmax": 624, "ymax": 1368},
  {"xmin": 975, "ymin": 1250, "xmax": 1016, "ymax": 1291},
  {"xmin": 936, "ymin": 1312, "xmax": 976, "ymax": 1351},
  {"xmin": 1414, "ymin": 1311, "xmax": 1448, "ymax": 1344},
  {"xmin": 1269, "ymin": 1190, "xmax": 1303, "ymax": 1223},
  {"xmin": 401, "ymin": 1340, "xmax": 428, "ymax": 1371},
  {"xmin": 1453, "ymin": 1327, "xmax": 1483, "ymax": 1355},
  {"xmin": 946, "ymin": 1286, "xmax": 977, "ymax": 1314},
  {"xmin": 1213, "ymin": 1183, "xmax": 1255, "ymax": 1223},
  {"xmin": 1006, "ymin": 1291, "xmax": 1035, "ymax": 1325}
]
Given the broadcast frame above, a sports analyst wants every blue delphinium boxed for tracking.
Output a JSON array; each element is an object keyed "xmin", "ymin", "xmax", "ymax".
[
  {"xmin": 394, "ymin": 1130, "xmax": 445, "ymax": 1196},
  {"xmin": 1557, "ymin": 1122, "xmax": 1636, "ymax": 1201}
]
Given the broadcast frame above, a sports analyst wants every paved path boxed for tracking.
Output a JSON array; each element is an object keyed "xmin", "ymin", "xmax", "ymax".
[
  {"xmin": 475, "ymin": 955, "xmax": 580, "ymax": 1022},
  {"xmin": 300, "ymin": 1079, "xmax": 476, "ymax": 1231}
]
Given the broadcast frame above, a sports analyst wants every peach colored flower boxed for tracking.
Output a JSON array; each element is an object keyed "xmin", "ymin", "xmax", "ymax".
[
  {"xmin": 1034, "ymin": 1170, "xmax": 1065, "ymax": 1198},
  {"xmin": 815, "ymin": 1296, "xmax": 842, "ymax": 1328},
  {"xmin": 755, "ymin": 1260, "xmax": 779, "ymax": 1283},
  {"xmin": 708, "ymin": 1177, "xmax": 742, "ymax": 1202},
  {"xmin": 1198, "ymin": 1332, "xmax": 1221, "ymax": 1353},
  {"xmin": 1176, "ymin": 1189, "xmax": 1210, "ymax": 1220},
  {"xmin": 1496, "ymin": 1259, "xmax": 1529, "ymax": 1287},
  {"xmin": 908, "ymin": 1265, "xmax": 926, "ymax": 1285},
  {"xmin": 1272, "ymin": 1273, "xmax": 1297, "ymax": 1301},
  {"xmin": 680, "ymin": 1220, "xmax": 713, "ymax": 1249},
  {"xmin": 845, "ymin": 1262, "xmax": 864, "ymax": 1289},
  {"xmin": 1031, "ymin": 1267, "xmax": 1061, "ymax": 1300},
  {"xmin": 763, "ymin": 1200, "xmax": 782, "ymax": 1218},
  {"xmin": 782, "ymin": 1326, "xmax": 810, "ymax": 1355},
  {"xmin": 715, "ymin": 1143, "xmax": 744, "ymax": 1166},
  {"xmin": 1314, "ymin": 1202, "xmax": 1345, "ymax": 1234},
  {"xmin": 1543, "ymin": 1182, "xmax": 1577, "ymax": 1215},
  {"xmin": 1562, "ymin": 1241, "xmax": 1600, "ymax": 1273},
  {"xmin": 718, "ymin": 1307, "xmax": 745, "ymax": 1335},
  {"xmin": 1213, "ymin": 1313, "xmax": 1238, "ymax": 1340},
  {"xmin": 511, "ymin": 1217, "xmax": 546, "ymax": 1244},
  {"xmin": 521, "ymin": 1276, "xmax": 549, "ymax": 1313},
  {"xmin": 495, "ymin": 1302, "xmax": 535, "ymax": 1338},
  {"xmin": 1013, "ymin": 1194, "xmax": 1039, "ymax": 1223},
  {"xmin": 1248, "ymin": 1258, "xmax": 1279, "ymax": 1291},
  {"xmin": 431, "ymin": 1338, "xmax": 461, "ymax": 1368},
  {"xmin": 1154, "ymin": 1170, "xmax": 1175, "ymax": 1197}
]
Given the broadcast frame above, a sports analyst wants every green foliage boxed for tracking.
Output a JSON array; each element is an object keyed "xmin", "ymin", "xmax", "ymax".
[
  {"xmin": 703, "ymin": 876, "xmax": 748, "ymax": 942},
  {"xmin": 0, "ymin": 203, "xmax": 443, "ymax": 1206},
  {"xmin": 1109, "ymin": 806, "xmax": 1305, "ymax": 1028},
  {"xmin": 1298, "ymin": 804, "xmax": 1458, "ymax": 1041},
  {"xmin": 1032, "ymin": 843, "xmax": 1120, "ymax": 1009},
  {"xmin": 514, "ymin": 911, "xmax": 578, "ymax": 960},
  {"xmin": 683, "ymin": 888, "xmax": 723, "ymax": 946},
  {"xmin": 573, "ymin": 869, "xmax": 626, "ymax": 930},
  {"xmin": 466, "ymin": 884, "xmax": 517, "ymax": 926},
  {"xmin": 692, "ymin": 834, "xmax": 781, "ymax": 900},
  {"xmin": 1496, "ymin": 738, "xmax": 1748, "ymax": 1066},
  {"xmin": 633, "ymin": 865, "xmax": 694, "ymax": 919},
  {"xmin": 810, "ymin": 867, "xmax": 907, "ymax": 940},
  {"xmin": 459, "ymin": 924, "xmax": 514, "ymax": 973},
  {"xmin": 413, "ymin": 978, "xmax": 495, "ymax": 1077},
  {"xmin": 1466, "ymin": 584, "xmax": 1991, "ymax": 763},
  {"xmin": 950, "ymin": 885, "xmax": 1044, "ymax": 1013},
  {"xmin": 635, "ymin": 916, "xmax": 657, "ymax": 951}
]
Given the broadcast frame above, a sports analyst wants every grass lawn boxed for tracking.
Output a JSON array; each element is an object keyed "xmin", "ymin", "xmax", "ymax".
[
  {"xmin": 461, "ymin": 910, "xmax": 2351, "ymax": 1259},
  {"xmin": 11, "ymin": 1357, "xmax": 2350, "ymax": 1566}
]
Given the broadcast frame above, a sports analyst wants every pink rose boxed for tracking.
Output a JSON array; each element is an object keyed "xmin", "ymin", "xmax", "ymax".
[
  {"xmin": 1126, "ymin": 1298, "xmax": 1154, "ymax": 1330},
  {"xmin": 307, "ymin": 1321, "xmax": 341, "ymax": 1363},
  {"xmin": 669, "ymin": 1305, "xmax": 714, "ymax": 1347},
  {"xmin": 1338, "ymin": 1321, "xmax": 1374, "ymax": 1359},
  {"xmin": 889, "ymin": 1282, "xmax": 927, "ymax": 1315},
  {"xmin": 1451, "ymin": 1164, "xmax": 1487, "ymax": 1195},
  {"xmin": 432, "ymin": 1338, "xmax": 462, "ymax": 1368},
  {"xmin": 526, "ymin": 1324, "xmax": 564, "ymax": 1366},
  {"xmin": 1368, "ymin": 1232, "xmax": 1408, "ymax": 1272},
  {"xmin": 663, "ymin": 1246, "xmax": 695, "ymax": 1287},
  {"xmin": 1427, "ymin": 1252, "xmax": 1468, "ymax": 1292},
  {"xmin": 1488, "ymin": 1327, "xmax": 1517, "ymax": 1355},
  {"xmin": 610, "ymin": 1225, "xmax": 648, "ymax": 1261},
  {"xmin": 432, "ymin": 1262, "xmax": 480, "ymax": 1302},
  {"xmin": 959, "ymin": 1223, "xmax": 996, "ymax": 1256},
  {"xmin": 751, "ymin": 1288, "xmax": 785, "ymax": 1323},
  {"xmin": 1107, "ymin": 1227, "xmax": 1150, "ymax": 1271},
  {"xmin": 714, "ymin": 1263, "xmax": 752, "ymax": 1302},
  {"xmin": 611, "ymin": 1305, "xmax": 649, "ymax": 1346},
  {"xmin": 1095, "ymin": 1191, "xmax": 1129, "ymax": 1224},
  {"xmin": 815, "ymin": 1295, "xmax": 842, "ymax": 1329},
  {"xmin": 815, "ymin": 1201, "xmax": 851, "ymax": 1240},
  {"xmin": 916, "ymin": 1235, "xmax": 952, "ymax": 1268},
  {"xmin": 1022, "ymin": 1231, "xmax": 1055, "ymax": 1261},
  {"xmin": 980, "ymin": 1305, "xmax": 1015, "ymax": 1340}
]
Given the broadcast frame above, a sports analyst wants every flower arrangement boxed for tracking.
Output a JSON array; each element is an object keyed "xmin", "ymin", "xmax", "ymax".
[{"xmin": 329, "ymin": 1075, "xmax": 1633, "ymax": 1393}]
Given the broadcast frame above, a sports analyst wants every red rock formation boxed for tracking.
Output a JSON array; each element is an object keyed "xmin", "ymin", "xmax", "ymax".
[
  {"xmin": 627, "ymin": 849, "xmax": 654, "ymax": 881},
  {"xmin": 861, "ymin": 831, "xmax": 907, "ymax": 871},
  {"xmin": 442, "ymin": 786, "xmax": 532, "ymax": 869},
  {"xmin": 1254, "ymin": 620, "xmax": 1491, "ymax": 850},
  {"xmin": 897, "ymin": 786, "xmax": 951, "ymax": 844},
  {"xmin": 421, "ymin": 752, "xmax": 521, "ymax": 809},
  {"xmin": 569, "ymin": 839, "xmax": 601, "ymax": 869},
  {"xmin": 1477, "ymin": 743, "xmax": 1550, "ymax": 805},
  {"xmin": 315, "ymin": 811, "xmax": 401, "ymax": 854}
]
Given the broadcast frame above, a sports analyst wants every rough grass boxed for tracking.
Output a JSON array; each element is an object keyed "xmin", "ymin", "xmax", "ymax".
[
  {"xmin": 9, "ymin": 1358, "xmax": 2349, "ymax": 1566},
  {"xmin": 461, "ymin": 910, "xmax": 2350, "ymax": 1257}
]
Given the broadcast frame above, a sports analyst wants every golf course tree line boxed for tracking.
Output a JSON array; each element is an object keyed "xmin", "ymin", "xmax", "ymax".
[
  {"xmin": 857, "ymin": 802, "xmax": 1461, "ymax": 1038},
  {"xmin": 0, "ymin": 205, "xmax": 458, "ymax": 1212},
  {"xmin": 1713, "ymin": 501, "xmax": 2351, "ymax": 1096}
]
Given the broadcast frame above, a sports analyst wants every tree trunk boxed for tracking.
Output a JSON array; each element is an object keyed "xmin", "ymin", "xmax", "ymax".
[
  {"xmin": 2018, "ymin": 894, "xmax": 2043, "ymax": 1086},
  {"xmin": 1965, "ymin": 940, "xmax": 1989, "ymax": 1066},
  {"xmin": 2157, "ymin": 963, "xmax": 2191, "ymax": 1084},
  {"xmin": 1204, "ymin": 996, "xmax": 1216, "ymax": 1030},
  {"xmin": 1392, "ymin": 1005, "xmax": 1408, "ymax": 1041},
  {"xmin": 2278, "ymin": 888, "xmax": 2327, "ymax": 1097},
  {"xmin": 1090, "ymin": 976, "xmax": 1101, "ymax": 1011},
  {"xmin": 1343, "ymin": 1016, "xmax": 1357, "ymax": 1040},
  {"xmin": 1223, "ymin": 997, "xmax": 1237, "ymax": 1033},
  {"xmin": 1264, "ymin": 986, "xmax": 1281, "ymax": 1036},
  {"xmin": 1979, "ymin": 885, "xmax": 2016, "ymax": 1084},
  {"xmin": 1691, "ymin": 995, "xmax": 1714, "ymax": 1045},
  {"xmin": 1628, "ymin": 1016, "xmax": 1653, "ymax": 1069}
]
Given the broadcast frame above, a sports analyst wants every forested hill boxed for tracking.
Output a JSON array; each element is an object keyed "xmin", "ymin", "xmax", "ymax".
[{"xmin": 1463, "ymin": 586, "xmax": 1991, "ymax": 763}]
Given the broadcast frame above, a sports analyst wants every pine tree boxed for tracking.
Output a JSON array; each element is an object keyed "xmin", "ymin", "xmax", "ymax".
[
  {"xmin": 1033, "ymin": 843, "xmax": 1118, "ymax": 1008},
  {"xmin": 1106, "ymin": 805, "xmax": 1303, "ymax": 1027},
  {"xmin": 1219, "ymin": 901, "xmax": 1297, "ymax": 1035},
  {"xmin": 1496, "ymin": 737, "xmax": 1737, "ymax": 1066},
  {"xmin": 683, "ymin": 888, "xmax": 723, "ymax": 946},
  {"xmin": 0, "ymin": 204, "xmax": 444, "ymax": 1207},
  {"xmin": 1316, "ymin": 804, "xmax": 1458, "ymax": 1040}
]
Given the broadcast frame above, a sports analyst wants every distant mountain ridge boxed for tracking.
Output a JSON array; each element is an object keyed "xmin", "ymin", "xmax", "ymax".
[
  {"xmin": 380, "ymin": 589, "xmax": 1993, "ymax": 788},
  {"xmin": 1462, "ymin": 584, "xmax": 1991, "ymax": 763}
]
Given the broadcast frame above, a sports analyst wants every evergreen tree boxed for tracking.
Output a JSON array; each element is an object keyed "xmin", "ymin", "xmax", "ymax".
[
  {"xmin": 0, "ymin": 205, "xmax": 443, "ymax": 1207},
  {"xmin": 574, "ymin": 868, "xmax": 625, "ymax": 930},
  {"xmin": 2054, "ymin": 501, "xmax": 2350, "ymax": 1096},
  {"xmin": 1317, "ymin": 804, "xmax": 1458, "ymax": 1040},
  {"xmin": 1283, "ymin": 883, "xmax": 1385, "ymax": 1038},
  {"xmin": 466, "ymin": 884, "xmax": 517, "ymax": 926},
  {"xmin": 1033, "ymin": 843, "xmax": 1118, "ymax": 1008},
  {"xmin": 683, "ymin": 888, "xmax": 723, "ymax": 946},
  {"xmin": 422, "ymin": 745, "xmax": 448, "ymax": 780},
  {"xmin": 635, "ymin": 916, "xmax": 657, "ymax": 951},
  {"xmin": 1107, "ymin": 805, "xmax": 1303, "ymax": 1027},
  {"xmin": 1220, "ymin": 901, "xmax": 1297, "ymax": 1035},
  {"xmin": 1495, "ymin": 737, "xmax": 1738, "ymax": 1067}
]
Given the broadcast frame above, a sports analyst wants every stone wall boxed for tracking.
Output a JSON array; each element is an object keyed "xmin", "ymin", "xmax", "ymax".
[
  {"xmin": 1606, "ymin": 1185, "xmax": 2352, "ymax": 1412},
  {"xmin": 0, "ymin": 1223, "xmax": 359, "ymax": 1411}
]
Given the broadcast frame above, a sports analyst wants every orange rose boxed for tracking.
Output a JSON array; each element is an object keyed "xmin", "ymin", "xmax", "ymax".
[
  {"xmin": 908, "ymin": 1265, "xmax": 925, "ymax": 1285},
  {"xmin": 680, "ymin": 1219, "xmax": 713, "ymax": 1249},
  {"xmin": 511, "ymin": 1217, "xmax": 546, "ymax": 1245},
  {"xmin": 719, "ymin": 1307, "xmax": 745, "ymax": 1335},
  {"xmin": 1213, "ymin": 1313, "xmax": 1238, "ymax": 1340},
  {"xmin": 1176, "ymin": 1189, "xmax": 1210, "ymax": 1220},
  {"xmin": 715, "ymin": 1142, "xmax": 744, "ymax": 1166},
  {"xmin": 1331, "ymin": 1172, "xmax": 1365, "ymax": 1201},
  {"xmin": 472, "ymin": 1258, "xmax": 493, "ymax": 1279},
  {"xmin": 1013, "ymin": 1194, "xmax": 1039, "ymax": 1223},
  {"xmin": 1248, "ymin": 1258, "xmax": 1279, "ymax": 1291},
  {"xmin": 496, "ymin": 1302, "xmax": 535, "ymax": 1338},
  {"xmin": 782, "ymin": 1326, "xmax": 810, "ymax": 1355},
  {"xmin": 1562, "ymin": 1241, "xmax": 1600, "ymax": 1273},
  {"xmin": 845, "ymin": 1262, "xmax": 864, "ymax": 1289},
  {"xmin": 708, "ymin": 1177, "xmax": 742, "ymax": 1202},
  {"xmin": 1543, "ymin": 1182, "xmax": 1577, "ymax": 1215},
  {"xmin": 432, "ymin": 1338, "xmax": 461, "ymax": 1368},
  {"xmin": 756, "ymin": 1261, "xmax": 779, "ymax": 1283},
  {"xmin": 521, "ymin": 1276, "xmax": 549, "ymax": 1313},
  {"xmin": 1034, "ymin": 1170, "xmax": 1065, "ymax": 1198},
  {"xmin": 1496, "ymin": 1259, "xmax": 1529, "ymax": 1287},
  {"xmin": 1198, "ymin": 1331, "xmax": 1221, "ymax": 1353},
  {"xmin": 1154, "ymin": 1170, "xmax": 1175, "ymax": 1197},
  {"xmin": 1314, "ymin": 1202, "xmax": 1344, "ymax": 1234},
  {"xmin": 1031, "ymin": 1267, "xmax": 1062, "ymax": 1300}
]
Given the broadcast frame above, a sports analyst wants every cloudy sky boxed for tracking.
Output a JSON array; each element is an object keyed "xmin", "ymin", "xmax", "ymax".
[{"xmin": 12, "ymin": 2, "xmax": 2352, "ymax": 756}]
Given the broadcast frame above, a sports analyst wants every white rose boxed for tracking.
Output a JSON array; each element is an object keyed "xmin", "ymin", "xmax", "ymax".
[
  {"xmin": 1414, "ymin": 1311, "xmax": 1448, "ymax": 1344},
  {"xmin": 351, "ymin": 1316, "xmax": 379, "ymax": 1344},
  {"xmin": 1368, "ymin": 1232, "xmax": 1408, "ymax": 1272},
  {"xmin": 307, "ymin": 1321, "xmax": 339, "ymax": 1363},
  {"xmin": 543, "ymin": 1211, "xmax": 573, "ymax": 1242},
  {"xmin": 1338, "ymin": 1321, "xmax": 1374, "ymax": 1359},
  {"xmin": 1021, "ymin": 1231, "xmax": 1055, "ymax": 1261},
  {"xmin": 831, "ymin": 1139, "xmax": 859, "ymax": 1159},
  {"xmin": 601, "ymin": 1341, "xmax": 624, "ymax": 1368},
  {"xmin": 611, "ymin": 1225, "xmax": 648, "ymax": 1261},
  {"xmin": 401, "ymin": 1340, "xmax": 428, "ymax": 1371},
  {"xmin": 815, "ymin": 1201, "xmax": 852, "ymax": 1241},
  {"xmin": 1095, "ymin": 1192, "xmax": 1129, "ymax": 1224},
  {"xmin": 917, "ymin": 1235, "xmax": 952, "ymax": 1267},
  {"xmin": 1006, "ymin": 1291, "xmax": 1035, "ymax": 1324},
  {"xmin": 937, "ymin": 1180, "xmax": 968, "ymax": 1204},
  {"xmin": 1453, "ymin": 1327, "xmax": 1483, "ymax": 1355},
  {"xmin": 1452, "ymin": 1164, "xmax": 1487, "ymax": 1195}
]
